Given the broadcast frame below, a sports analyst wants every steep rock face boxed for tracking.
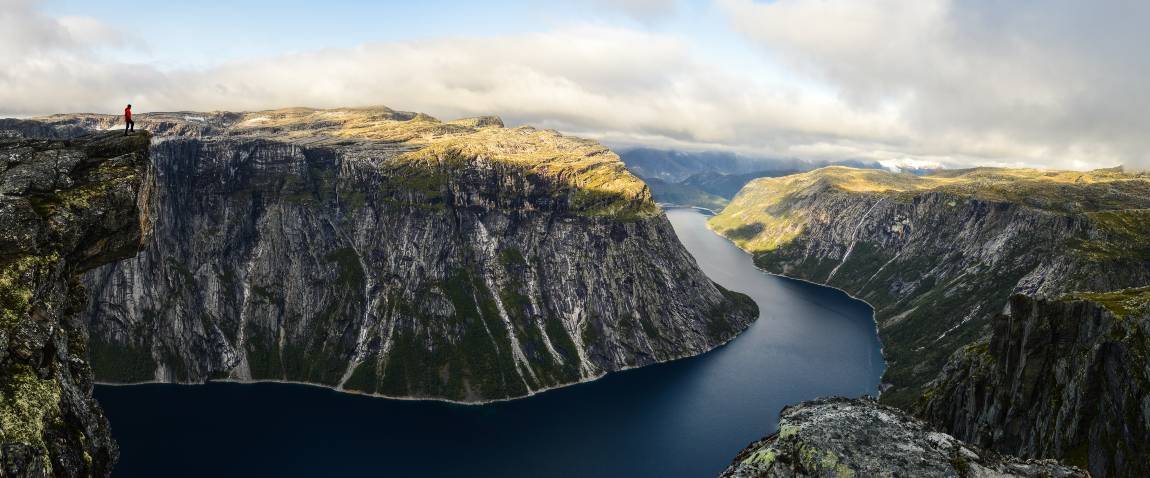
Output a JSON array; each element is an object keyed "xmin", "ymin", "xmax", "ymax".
[
  {"xmin": 711, "ymin": 166, "xmax": 1150, "ymax": 407},
  {"xmin": 920, "ymin": 290, "xmax": 1150, "ymax": 478},
  {"xmin": 0, "ymin": 129, "xmax": 152, "ymax": 477},
  {"xmin": 65, "ymin": 108, "xmax": 756, "ymax": 402},
  {"xmin": 719, "ymin": 397, "xmax": 1086, "ymax": 478}
]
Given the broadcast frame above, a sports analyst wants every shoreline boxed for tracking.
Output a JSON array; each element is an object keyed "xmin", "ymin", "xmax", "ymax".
[
  {"xmin": 95, "ymin": 298, "xmax": 758, "ymax": 407},
  {"xmin": 95, "ymin": 209, "xmax": 882, "ymax": 405},
  {"xmin": 657, "ymin": 203, "xmax": 721, "ymax": 216},
  {"xmin": 693, "ymin": 210, "xmax": 890, "ymax": 394}
]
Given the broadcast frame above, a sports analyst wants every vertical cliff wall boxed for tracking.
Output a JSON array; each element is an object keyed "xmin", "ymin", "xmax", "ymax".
[
  {"xmin": 0, "ymin": 129, "xmax": 152, "ymax": 477},
  {"xmin": 74, "ymin": 108, "xmax": 756, "ymax": 402},
  {"xmin": 920, "ymin": 290, "xmax": 1150, "ymax": 478}
]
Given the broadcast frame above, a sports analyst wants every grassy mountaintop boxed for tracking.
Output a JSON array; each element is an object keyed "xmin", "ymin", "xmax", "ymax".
[
  {"xmin": 713, "ymin": 165, "xmax": 1150, "ymax": 253},
  {"xmin": 732, "ymin": 165, "xmax": 1149, "ymax": 209},
  {"xmin": 33, "ymin": 107, "xmax": 658, "ymax": 220}
]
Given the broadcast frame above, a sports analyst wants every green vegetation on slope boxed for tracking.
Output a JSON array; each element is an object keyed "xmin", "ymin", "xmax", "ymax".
[
  {"xmin": 0, "ymin": 365, "xmax": 61, "ymax": 449},
  {"xmin": 0, "ymin": 255, "xmax": 58, "ymax": 328},
  {"xmin": 1068, "ymin": 209, "xmax": 1150, "ymax": 260},
  {"xmin": 1062, "ymin": 286, "xmax": 1150, "ymax": 319}
]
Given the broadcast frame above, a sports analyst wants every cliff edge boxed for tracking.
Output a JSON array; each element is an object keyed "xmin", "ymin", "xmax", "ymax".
[
  {"xmin": 35, "ymin": 107, "xmax": 758, "ymax": 402},
  {"xmin": 0, "ymin": 129, "xmax": 152, "ymax": 477}
]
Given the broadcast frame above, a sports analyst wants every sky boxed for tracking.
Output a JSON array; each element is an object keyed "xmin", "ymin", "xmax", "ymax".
[{"xmin": 3, "ymin": 0, "xmax": 1148, "ymax": 171}]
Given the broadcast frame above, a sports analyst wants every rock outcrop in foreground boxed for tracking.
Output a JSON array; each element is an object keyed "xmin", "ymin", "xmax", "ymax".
[
  {"xmin": 921, "ymin": 290, "xmax": 1150, "ymax": 478},
  {"xmin": 711, "ymin": 166, "xmax": 1150, "ymax": 407},
  {"xmin": 0, "ymin": 130, "xmax": 152, "ymax": 477},
  {"xmin": 38, "ymin": 107, "xmax": 756, "ymax": 402},
  {"xmin": 720, "ymin": 397, "xmax": 1087, "ymax": 478}
]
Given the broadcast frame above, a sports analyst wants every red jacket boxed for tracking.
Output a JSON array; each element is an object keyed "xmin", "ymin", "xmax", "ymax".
[{"xmin": 124, "ymin": 107, "xmax": 132, "ymax": 121}]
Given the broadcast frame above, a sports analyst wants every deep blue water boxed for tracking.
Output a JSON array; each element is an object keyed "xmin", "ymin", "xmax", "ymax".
[{"xmin": 94, "ymin": 208, "xmax": 884, "ymax": 477}]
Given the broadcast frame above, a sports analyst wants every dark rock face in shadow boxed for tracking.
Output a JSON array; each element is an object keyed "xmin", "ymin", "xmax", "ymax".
[
  {"xmin": 0, "ymin": 129, "xmax": 153, "ymax": 477},
  {"xmin": 921, "ymin": 292, "xmax": 1150, "ymax": 478}
]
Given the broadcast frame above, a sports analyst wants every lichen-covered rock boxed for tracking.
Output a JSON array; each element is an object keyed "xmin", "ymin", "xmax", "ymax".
[
  {"xmin": 720, "ymin": 397, "xmax": 1087, "ymax": 478},
  {"xmin": 0, "ymin": 130, "xmax": 152, "ymax": 477},
  {"xmin": 920, "ymin": 290, "xmax": 1150, "ymax": 478},
  {"xmin": 710, "ymin": 166, "xmax": 1150, "ymax": 407},
  {"xmin": 45, "ymin": 107, "xmax": 758, "ymax": 402}
]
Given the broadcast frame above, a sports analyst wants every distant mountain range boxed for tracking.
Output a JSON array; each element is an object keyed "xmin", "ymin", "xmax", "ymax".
[{"xmin": 617, "ymin": 148, "xmax": 912, "ymax": 210}]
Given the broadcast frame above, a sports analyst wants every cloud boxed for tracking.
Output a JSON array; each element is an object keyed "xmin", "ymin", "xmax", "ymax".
[
  {"xmin": 0, "ymin": 0, "xmax": 159, "ymax": 113},
  {"xmin": 2, "ymin": 0, "xmax": 1147, "ymax": 171},
  {"xmin": 0, "ymin": 3, "xmax": 901, "ymax": 165},
  {"xmin": 718, "ymin": 0, "xmax": 1150, "ymax": 170},
  {"xmin": 586, "ymin": 0, "xmax": 678, "ymax": 22}
]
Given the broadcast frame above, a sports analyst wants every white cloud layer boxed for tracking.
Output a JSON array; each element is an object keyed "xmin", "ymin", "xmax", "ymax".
[
  {"xmin": 2, "ymin": 0, "xmax": 1147, "ymax": 170},
  {"xmin": 719, "ymin": 0, "xmax": 1150, "ymax": 170},
  {"xmin": 587, "ymin": 0, "xmax": 679, "ymax": 21}
]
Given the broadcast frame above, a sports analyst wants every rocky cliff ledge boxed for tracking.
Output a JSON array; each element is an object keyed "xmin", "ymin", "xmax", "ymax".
[
  {"xmin": 720, "ymin": 397, "xmax": 1087, "ymax": 478},
  {"xmin": 710, "ymin": 166, "xmax": 1150, "ymax": 407},
  {"xmin": 36, "ymin": 107, "xmax": 757, "ymax": 402},
  {"xmin": 0, "ymin": 130, "xmax": 152, "ymax": 477},
  {"xmin": 920, "ymin": 289, "xmax": 1150, "ymax": 477}
]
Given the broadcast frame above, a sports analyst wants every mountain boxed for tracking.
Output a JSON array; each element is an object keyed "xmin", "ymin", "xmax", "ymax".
[
  {"xmin": 643, "ymin": 177, "xmax": 731, "ymax": 210},
  {"xmin": 617, "ymin": 148, "xmax": 886, "ymax": 210},
  {"xmin": 644, "ymin": 170, "xmax": 807, "ymax": 212},
  {"xmin": 710, "ymin": 166, "xmax": 1150, "ymax": 407},
  {"xmin": 920, "ymin": 289, "xmax": 1150, "ymax": 477},
  {"xmin": 0, "ymin": 129, "xmax": 153, "ymax": 477},
  {"xmin": 616, "ymin": 148, "xmax": 766, "ymax": 183},
  {"xmin": 719, "ymin": 397, "xmax": 1087, "ymax": 478},
  {"xmin": 681, "ymin": 170, "xmax": 802, "ymax": 200},
  {"xmin": 617, "ymin": 148, "xmax": 881, "ymax": 184},
  {"xmin": 710, "ymin": 165, "xmax": 1150, "ymax": 476},
  {"xmin": 39, "ymin": 107, "xmax": 758, "ymax": 403}
]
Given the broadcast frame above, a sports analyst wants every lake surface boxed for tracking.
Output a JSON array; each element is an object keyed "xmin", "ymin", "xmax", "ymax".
[{"xmin": 94, "ymin": 208, "xmax": 884, "ymax": 477}]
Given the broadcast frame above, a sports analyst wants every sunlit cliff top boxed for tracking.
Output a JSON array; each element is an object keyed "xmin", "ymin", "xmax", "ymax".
[
  {"xmin": 31, "ymin": 107, "xmax": 657, "ymax": 219},
  {"xmin": 732, "ymin": 165, "xmax": 1150, "ymax": 214}
]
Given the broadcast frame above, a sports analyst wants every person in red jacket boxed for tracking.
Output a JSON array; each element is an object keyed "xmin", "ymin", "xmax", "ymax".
[{"xmin": 124, "ymin": 104, "xmax": 134, "ymax": 136}]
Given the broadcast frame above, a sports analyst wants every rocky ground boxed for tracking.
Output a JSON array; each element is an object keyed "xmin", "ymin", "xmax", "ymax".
[{"xmin": 720, "ymin": 397, "xmax": 1088, "ymax": 478}]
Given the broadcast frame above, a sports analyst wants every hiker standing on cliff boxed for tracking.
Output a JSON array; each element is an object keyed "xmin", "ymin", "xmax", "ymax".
[{"xmin": 124, "ymin": 104, "xmax": 134, "ymax": 136}]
